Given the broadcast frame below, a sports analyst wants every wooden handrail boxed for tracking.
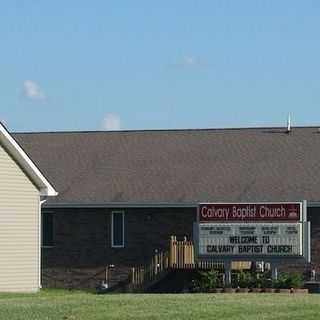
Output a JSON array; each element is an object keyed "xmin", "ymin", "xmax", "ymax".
[
  {"xmin": 130, "ymin": 250, "xmax": 169, "ymax": 290},
  {"xmin": 129, "ymin": 236, "xmax": 225, "ymax": 291},
  {"xmin": 169, "ymin": 236, "xmax": 223, "ymax": 270}
]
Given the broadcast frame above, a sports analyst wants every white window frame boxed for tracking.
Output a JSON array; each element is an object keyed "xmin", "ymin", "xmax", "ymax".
[
  {"xmin": 41, "ymin": 210, "xmax": 54, "ymax": 248},
  {"xmin": 111, "ymin": 211, "xmax": 125, "ymax": 248}
]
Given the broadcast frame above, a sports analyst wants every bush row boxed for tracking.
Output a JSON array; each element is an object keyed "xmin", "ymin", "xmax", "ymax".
[{"xmin": 191, "ymin": 270, "xmax": 304, "ymax": 292}]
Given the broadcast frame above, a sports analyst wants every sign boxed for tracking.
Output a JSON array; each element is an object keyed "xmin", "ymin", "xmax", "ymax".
[
  {"xmin": 198, "ymin": 223, "xmax": 303, "ymax": 257},
  {"xmin": 199, "ymin": 203, "xmax": 301, "ymax": 222},
  {"xmin": 195, "ymin": 201, "xmax": 310, "ymax": 262}
]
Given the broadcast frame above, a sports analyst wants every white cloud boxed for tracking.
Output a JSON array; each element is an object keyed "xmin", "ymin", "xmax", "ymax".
[
  {"xmin": 23, "ymin": 80, "xmax": 46, "ymax": 101},
  {"xmin": 168, "ymin": 56, "xmax": 208, "ymax": 70},
  {"xmin": 169, "ymin": 56, "xmax": 204, "ymax": 68},
  {"xmin": 102, "ymin": 113, "xmax": 121, "ymax": 131},
  {"xmin": 180, "ymin": 56, "xmax": 197, "ymax": 66}
]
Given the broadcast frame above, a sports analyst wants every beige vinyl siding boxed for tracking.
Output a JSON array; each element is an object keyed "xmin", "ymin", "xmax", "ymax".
[{"xmin": 0, "ymin": 142, "xmax": 40, "ymax": 292}]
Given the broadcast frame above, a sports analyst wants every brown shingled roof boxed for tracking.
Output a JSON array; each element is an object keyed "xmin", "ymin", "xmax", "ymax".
[{"xmin": 13, "ymin": 127, "xmax": 320, "ymax": 205}]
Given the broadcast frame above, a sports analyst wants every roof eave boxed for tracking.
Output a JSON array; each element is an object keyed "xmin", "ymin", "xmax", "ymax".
[
  {"xmin": 0, "ymin": 123, "xmax": 58, "ymax": 197},
  {"xmin": 40, "ymin": 187, "xmax": 58, "ymax": 197}
]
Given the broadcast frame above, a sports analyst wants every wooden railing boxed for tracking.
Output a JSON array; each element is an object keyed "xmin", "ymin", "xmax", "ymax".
[
  {"xmin": 169, "ymin": 236, "xmax": 194, "ymax": 268},
  {"xmin": 130, "ymin": 251, "xmax": 169, "ymax": 290},
  {"xmin": 129, "ymin": 236, "xmax": 225, "ymax": 290},
  {"xmin": 169, "ymin": 236, "xmax": 224, "ymax": 270}
]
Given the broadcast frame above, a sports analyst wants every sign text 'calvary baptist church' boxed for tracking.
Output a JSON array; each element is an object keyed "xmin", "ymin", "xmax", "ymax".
[{"xmin": 199, "ymin": 203, "xmax": 301, "ymax": 222}]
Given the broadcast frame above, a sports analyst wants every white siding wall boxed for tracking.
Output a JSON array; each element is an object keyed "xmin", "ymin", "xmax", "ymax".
[{"xmin": 0, "ymin": 142, "xmax": 40, "ymax": 292}]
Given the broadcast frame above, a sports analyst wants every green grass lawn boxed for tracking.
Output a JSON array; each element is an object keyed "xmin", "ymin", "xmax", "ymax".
[{"xmin": 0, "ymin": 290, "xmax": 319, "ymax": 320}]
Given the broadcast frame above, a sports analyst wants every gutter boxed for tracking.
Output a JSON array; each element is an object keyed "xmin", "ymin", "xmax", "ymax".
[{"xmin": 43, "ymin": 202, "xmax": 199, "ymax": 209}]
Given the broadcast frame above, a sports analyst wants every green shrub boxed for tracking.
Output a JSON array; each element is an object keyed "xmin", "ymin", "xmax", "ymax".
[
  {"xmin": 273, "ymin": 273, "xmax": 289, "ymax": 289},
  {"xmin": 259, "ymin": 273, "xmax": 272, "ymax": 288},
  {"xmin": 237, "ymin": 272, "xmax": 255, "ymax": 288},
  {"xmin": 272, "ymin": 272, "xmax": 304, "ymax": 289},
  {"xmin": 234, "ymin": 271, "xmax": 272, "ymax": 288},
  {"xmin": 288, "ymin": 272, "xmax": 304, "ymax": 289},
  {"xmin": 191, "ymin": 270, "xmax": 222, "ymax": 292}
]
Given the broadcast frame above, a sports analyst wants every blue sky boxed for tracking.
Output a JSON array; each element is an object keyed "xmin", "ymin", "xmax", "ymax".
[{"xmin": 1, "ymin": 1, "xmax": 320, "ymax": 132}]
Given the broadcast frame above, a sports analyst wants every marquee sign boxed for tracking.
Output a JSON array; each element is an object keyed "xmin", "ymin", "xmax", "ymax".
[
  {"xmin": 198, "ymin": 223, "xmax": 302, "ymax": 257},
  {"xmin": 199, "ymin": 203, "xmax": 301, "ymax": 222},
  {"xmin": 195, "ymin": 202, "xmax": 310, "ymax": 261}
]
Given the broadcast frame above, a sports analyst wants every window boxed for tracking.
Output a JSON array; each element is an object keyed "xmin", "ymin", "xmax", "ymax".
[
  {"xmin": 111, "ymin": 211, "xmax": 124, "ymax": 248},
  {"xmin": 42, "ymin": 212, "xmax": 54, "ymax": 247}
]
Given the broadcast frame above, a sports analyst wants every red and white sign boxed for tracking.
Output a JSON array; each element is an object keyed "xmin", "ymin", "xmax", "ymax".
[{"xmin": 199, "ymin": 203, "xmax": 301, "ymax": 222}]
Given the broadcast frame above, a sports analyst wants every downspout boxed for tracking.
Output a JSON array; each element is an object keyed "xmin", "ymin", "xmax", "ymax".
[{"xmin": 39, "ymin": 197, "xmax": 47, "ymax": 289}]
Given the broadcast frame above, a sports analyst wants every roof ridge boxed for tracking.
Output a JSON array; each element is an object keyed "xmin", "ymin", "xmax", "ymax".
[{"xmin": 12, "ymin": 125, "xmax": 320, "ymax": 135}]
